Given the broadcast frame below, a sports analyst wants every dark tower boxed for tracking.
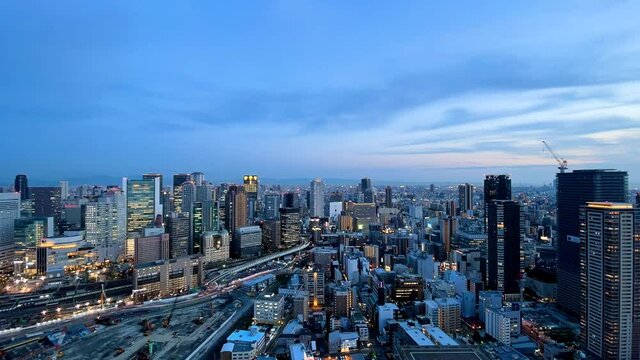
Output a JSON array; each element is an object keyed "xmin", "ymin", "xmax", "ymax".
[
  {"xmin": 14, "ymin": 174, "xmax": 29, "ymax": 200},
  {"xmin": 556, "ymin": 169, "xmax": 627, "ymax": 315},
  {"xmin": 486, "ymin": 200, "xmax": 521, "ymax": 294}
]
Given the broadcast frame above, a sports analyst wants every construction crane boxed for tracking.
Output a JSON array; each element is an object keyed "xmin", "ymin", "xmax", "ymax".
[{"xmin": 542, "ymin": 140, "xmax": 568, "ymax": 173}]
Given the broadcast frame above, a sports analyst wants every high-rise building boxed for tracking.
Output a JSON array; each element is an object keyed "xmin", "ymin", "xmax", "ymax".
[
  {"xmin": 85, "ymin": 189, "xmax": 126, "ymax": 261},
  {"xmin": 14, "ymin": 175, "xmax": 29, "ymax": 200},
  {"xmin": 191, "ymin": 202, "xmax": 204, "ymax": 254},
  {"xmin": 166, "ymin": 212, "xmax": 190, "ymax": 258},
  {"xmin": 486, "ymin": 200, "xmax": 521, "ymax": 295},
  {"xmin": 243, "ymin": 175, "xmax": 259, "ymax": 221},
  {"xmin": 195, "ymin": 183, "xmax": 215, "ymax": 203},
  {"xmin": 201, "ymin": 200, "xmax": 220, "ymax": 232},
  {"xmin": 458, "ymin": 183, "xmax": 474, "ymax": 214},
  {"xmin": 0, "ymin": 193, "xmax": 21, "ymax": 268},
  {"xmin": 59, "ymin": 181, "xmax": 69, "ymax": 201},
  {"xmin": 126, "ymin": 178, "xmax": 161, "ymax": 234},
  {"xmin": 280, "ymin": 207, "xmax": 301, "ymax": 248},
  {"xmin": 579, "ymin": 202, "xmax": 639, "ymax": 359},
  {"xmin": 233, "ymin": 225, "xmax": 262, "ymax": 258},
  {"xmin": 304, "ymin": 268, "xmax": 325, "ymax": 307},
  {"xmin": 30, "ymin": 187, "xmax": 62, "ymax": 229},
  {"xmin": 191, "ymin": 172, "xmax": 205, "ymax": 186},
  {"xmin": 172, "ymin": 173, "xmax": 191, "ymax": 213},
  {"xmin": 333, "ymin": 285, "xmax": 353, "ymax": 318},
  {"xmin": 384, "ymin": 186, "xmax": 392, "ymax": 208},
  {"xmin": 556, "ymin": 169, "xmax": 627, "ymax": 315},
  {"xmin": 143, "ymin": 173, "xmax": 163, "ymax": 190},
  {"xmin": 14, "ymin": 217, "xmax": 53, "ymax": 249},
  {"xmin": 483, "ymin": 175, "xmax": 511, "ymax": 204},
  {"xmin": 181, "ymin": 181, "xmax": 196, "ymax": 215},
  {"xmin": 264, "ymin": 193, "xmax": 281, "ymax": 220},
  {"xmin": 361, "ymin": 177, "xmax": 373, "ymax": 203},
  {"xmin": 283, "ymin": 192, "xmax": 296, "ymax": 208},
  {"xmin": 310, "ymin": 178, "xmax": 324, "ymax": 217},
  {"xmin": 225, "ymin": 185, "xmax": 247, "ymax": 240}
]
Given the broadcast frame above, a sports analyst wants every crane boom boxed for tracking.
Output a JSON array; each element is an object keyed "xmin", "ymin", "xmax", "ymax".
[{"xmin": 542, "ymin": 140, "xmax": 568, "ymax": 173}]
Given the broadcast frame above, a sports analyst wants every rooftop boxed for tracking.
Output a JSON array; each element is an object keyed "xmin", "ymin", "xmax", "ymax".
[{"xmin": 226, "ymin": 328, "xmax": 265, "ymax": 344}]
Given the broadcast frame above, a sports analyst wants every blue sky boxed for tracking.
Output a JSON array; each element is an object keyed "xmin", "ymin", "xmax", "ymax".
[{"xmin": 1, "ymin": 1, "xmax": 640, "ymax": 185}]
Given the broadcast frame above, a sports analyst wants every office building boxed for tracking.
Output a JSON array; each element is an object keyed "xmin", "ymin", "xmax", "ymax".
[
  {"xmin": 478, "ymin": 291, "xmax": 503, "ymax": 322},
  {"xmin": 458, "ymin": 183, "xmax": 474, "ymax": 214},
  {"xmin": 85, "ymin": 189, "xmax": 126, "ymax": 261},
  {"xmin": 484, "ymin": 175, "xmax": 511, "ymax": 204},
  {"xmin": 486, "ymin": 200, "xmax": 521, "ymax": 295},
  {"xmin": 361, "ymin": 177, "xmax": 373, "ymax": 203},
  {"xmin": 254, "ymin": 293, "xmax": 284, "ymax": 325},
  {"xmin": 191, "ymin": 201, "xmax": 204, "ymax": 254},
  {"xmin": 385, "ymin": 186, "xmax": 392, "ymax": 208},
  {"xmin": 579, "ymin": 202, "xmax": 639, "ymax": 359},
  {"xmin": 36, "ymin": 234, "xmax": 95, "ymax": 278},
  {"xmin": 225, "ymin": 185, "xmax": 247, "ymax": 240},
  {"xmin": 134, "ymin": 231, "xmax": 170, "ymax": 265},
  {"xmin": 142, "ymin": 173, "xmax": 163, "ymax": 190},
  {"xmin": 377, "ymin": 303, "xmax": 400, "ymax": 333},
  {"xmin": 393, "ymin": 275, "xmax": 424, "ymax": 305},
  {"xmin": 166, "ymin": 212, "xmax": 190, "ymax": 258},
  {"xmin": 172, "ymin": 173, "xmax": 191, "ymax": 213},
  {"xmin": 283, "ymin": 192, "xmax": 296, "ymax": 208},
  {"xmin": 280, "ymin": 207, "xmax": 300, "ymax": 248},
  {"xmin": 310, "ymin": 178, "xmax": 324, "ymax": 217},
  {"xmin": 14, "ymin": 174, "xmax": 29, "ymax": 200},
  {"xmin": 30, "ymin": 186, "xmax": 62, "ymax": 228},
  {"xmin": 126, "ymin": 178, "xmax": 161, "ymax": 234},
  {"xmin": 0, "ymin": 193, "xmax": 21, "ymax": 268},
  {"xmin": 201, "ymin": 200, "xmax": 220, "ymax": 232},
  {"xmin": 233, "ymin": 225, "xmax": 262, "ymax": 258},
  {"xmin": 557, "ymin": 169, "xmax": 627, "ymax": 315},
  {"xmin": 181, "ymin": 181, "xmax": 196, "ymax": 214},
  {"xmin": 243, "ymin": 175, "xmax": 259, "ymax": 222},
  {"xmin": 202, "ymin": 229, "xmax": 230, "ymax": 263},
  {"xmin": 424, "ymin": 298, "xmax": 461, "ymax": 334},
  {"xmin": 133, "ymin": 255, "xmax": 203, "ymax": 298},
  {"xmin": 14, "ymin": 217, "xmax": 53, "ymax": 249},
  {"xmin": 195, "ymin": 183, "xmax": 214, "ymax": 203},
  {"xmin": 263, "ymin": 193, "xmax": 281, "ymax": 220},
  {"xmin": 191, "ymin": 172, "xmax": 205, "ymax": 186}
]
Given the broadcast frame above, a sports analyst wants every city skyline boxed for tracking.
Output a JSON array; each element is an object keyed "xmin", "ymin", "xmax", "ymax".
[{"xmin": 1, "ymin": 2, "xmax": 640, "ymax": 183}]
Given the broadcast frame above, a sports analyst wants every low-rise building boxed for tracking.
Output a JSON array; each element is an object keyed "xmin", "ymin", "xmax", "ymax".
[
  {"xmin": 221, "ymin": 327, "xmax": 266, "ymax": 360},
  {"xmin": 133, "ymin": 255, "xmax": 203, "ymax": 299},
  {"xmin": 254, "ymin": 293, "xmax": 284, "ymax": 325}
]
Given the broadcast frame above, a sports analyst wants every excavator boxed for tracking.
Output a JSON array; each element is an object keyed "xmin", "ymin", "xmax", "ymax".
[{"xmin": 162, "ymin": 295, "xmax": 179, "ymax": 328}]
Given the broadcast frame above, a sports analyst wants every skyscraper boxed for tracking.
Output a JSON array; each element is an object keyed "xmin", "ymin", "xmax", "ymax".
[
  {"xmin": 361, "ymin": 177, "xmax": 373, "ymax": 203},
  {"xmin": 264, "ymin": 194, "xmax": 281, "ymax": 220},
  {"xmin": 225, "ymin": 185, "xmax": 247, "ymax": 240},
  {"xmin": 556, "ymin": 169, "xmax": 627, "ymax": 315},
  {"xmin": 191, "ymin": 172, "xmax": 205, "ymax": 186},
  {"xmin": 172, "ymin": 173, "xmax": 191, "ymax": 213},
  {"xmin": 484, "ymin": 175, "xmax": 511, "ymax": 204},
  {"xmin": 309, "ymin": 178, "xmax": 324, "ymax": 217},
  {"xmin": 486, "ymin": 200, "xmax": 521, "ymax": 295},
  {"xmin": 143, "ymin": 173, "xmax": 163, "ymax": 191},
  {"xmin": 0, "ymin": 193, "xmax": 21, "ymax": 268},
  {"xmin": 14, "ymin": 174, "xmax": 29, "ymax": 200},
  {"xmin": 243, "ymin": 175, "xmax": 259, "ymax": 221},
  {"xmin": 59, "ymin": 181, "xmax": 69, "ymax": 201},
  {"xmin": 579, "ymin": 202, "xmax": 639, "ymax": 359},
  {"xmin": 191, "ymin": 202, "xmax": 204, "ymax": 254},
  {"xmin": 126, "ymin": 178, "xmax": 161, "ymax": 234},
  {"xmin": 181, "ymin": 181, "xmax": 196, "ymax": 215},
  {"xmin": 167, "ymin": 212, "xmax": 190, "ymax": 258},
  {"xmin": 30, "ymin": 187, "xmax": 62, "ymax": 228},
  {"xmin": 280, "ymin": 207, "xmax": 301, "ymax": 248},
  {"xmin": 458, "ymin": 183, "xmax": 474, "ymax": 214},
  {"xmin": 85, "ymin": 189, "xmax": 126, "ymax": 261},
  {"xmin": 384, "ymin": 186, "xmax": 392, "ymax": 208}
]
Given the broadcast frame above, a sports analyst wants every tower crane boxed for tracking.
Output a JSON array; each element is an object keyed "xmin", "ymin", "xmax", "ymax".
[{"xmin": 542, "ymin": 140, "xmax": 568, "ymax": 173}]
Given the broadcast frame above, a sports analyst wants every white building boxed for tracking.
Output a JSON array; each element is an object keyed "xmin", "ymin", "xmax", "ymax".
[
  {"xmin": 289, "ymin": 343, "xmax": 314, "ymax": 360},
  {"xmin": 329, "ymin": 201, "xmax": 343, "ymax": 221},
  {"xmin": 85, "ymin": 190, "xmax": 126, "ymax": 261},
  {"xmin": 485, "ymin": 307, "xmax": 521, "ymax": 345},
  {"xmin": 0, "ymin": 193, "xmax": 20, "ymax": 268},
  {"xmin": 222, "ymin": 327, "xmax": 266, "ymax": 360},
  {"xmin": 478, "ymin": 291, "xmax": 503, "ymax": 322},
  {"xmin": 328, "ymin": 331, "xmax": 358, "ymax": 354},
  {"xmin": 254, "ymin": 293, "xmax": 284, "ymax": 325},
  {"xmin": 202, "ymin": 229, "xmax": 230, "ymax": 263},
  {"xmin": 309, "ymin": 178, "xmax": 325, "ymax": 217},
  {"xmin": 377, "ymin": 303, "xmax": 399, "ymax": 334}
]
